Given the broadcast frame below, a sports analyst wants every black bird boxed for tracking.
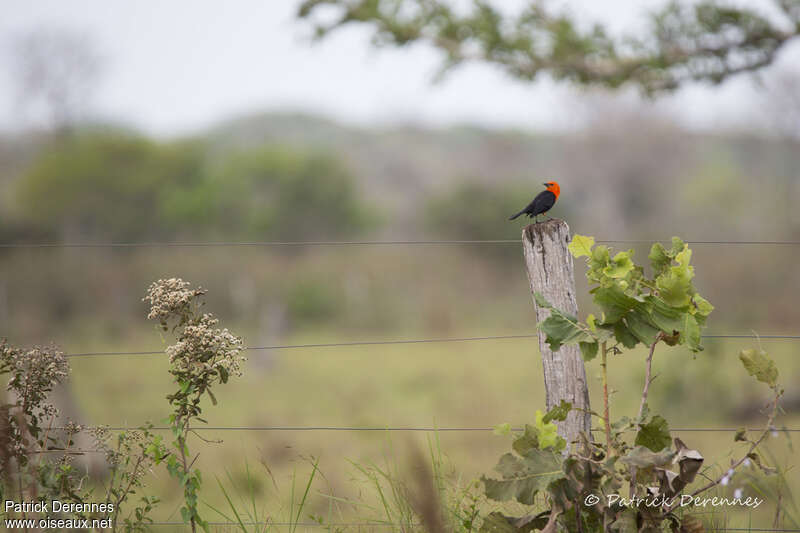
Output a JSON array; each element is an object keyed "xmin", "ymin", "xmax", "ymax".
[{"xmin": 509, "ymin": 181, "xmax": 561, "ymax": 222}]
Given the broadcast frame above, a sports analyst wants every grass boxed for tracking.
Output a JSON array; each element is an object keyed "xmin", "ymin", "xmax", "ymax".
[
  {"xmin": 60, "ymin": 332, "xmax": 800, "ymax": 531},
  {"xmin": 3, "ymin": 246, "xmax": 798, "ymax": 530}
]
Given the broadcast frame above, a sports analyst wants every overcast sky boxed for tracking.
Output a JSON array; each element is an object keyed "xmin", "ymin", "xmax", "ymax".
[{"xmin": 2, "ymin": 0, "xmax": 799, "ymax": 136}]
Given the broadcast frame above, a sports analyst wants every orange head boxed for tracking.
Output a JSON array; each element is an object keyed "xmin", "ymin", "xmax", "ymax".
[{"xmin": 543, "ymin": 180, "xmax": 560, "ymax": 199}]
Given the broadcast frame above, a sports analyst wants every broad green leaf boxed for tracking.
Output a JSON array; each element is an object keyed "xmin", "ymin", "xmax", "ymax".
[
  {"xmin": 648, "ymin": 242, "xmax": 672, "ymax": 276},
  {"xmin": 655, "ymin": 268, "xmax": 693, "ymax": 307},
  {"xmin": 670, "ymin": 237, "xmax": 686, "ymax": 256},
  {"xmin": 579, "ymin": 341, "xmax": 599, "ymax": 361},
  {"xmin": 646, "ymin": 295, "xmax": 685, "ymax": 335},
  {"xmin": 692, "ymin": 293, "xmax": 714, "ymax": 317},
  {"xmin": 512, "ymin": 425, "xmax": 539, "ymax": 456},
  {"xmin": 593, "ymin": 285, "xmax": 638, "ymax": 323},
  {"xmin": 482, "ymin": 448, "xmax": 564, "ymax": 505},
  {"xmin": 675, "ymin": 245, "xmax": 693, "ymax": 268},
  {"xmin": 739, "ymin": 349, "xmax": 778, "ymax": 388},
  {"xmin": 613, "ymin": 322, "xmax": 639, "ymax": 349},
  {"xmin": 542, "ymin": 400, "xmax": 572, "ymax": 423},
  {"xmin": 634, "ymin": 415, "xmax": 671, "ymax": 452},
  {"xmin": 625, "ymin": 309, "xmax": 660, "ymax": 345},
  {"xmin": 534, "ymin": 292, "xmax": 595, "ymax": 350},
  {"xmin": 534, "ymin": 410, "xmax": 562, "ymax": 450},
  {"xmin": 538, "ymin": 311, "xmax": 593, "ymax": 351},
  {"xmin": 680, "ymin": 313, "xmax": 702, "ymax": 351},
  {"xmin": 603, "ymin": 250, "xmax": 635, "ymax": 278},
  {"xmin": 568, "ymin": 234, "xmax": 595, "ymax": 258}
]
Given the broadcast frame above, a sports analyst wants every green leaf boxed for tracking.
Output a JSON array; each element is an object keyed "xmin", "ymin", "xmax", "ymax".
[
  {"xmin": 603, "ymin": 250, "xmax": 635, "ymax": 278},
  {"xmin": 635, "ymin": 415, "xmax": 671, "ymax": 452},
  {"xmin": 533, "ymin": 295, "xmax": 594, "ymax": 351},
  {"xmin": 655, "ymin": 269, "xmax": 693, "ymax": 307},
  {"xmin": 512, "ymin": 425, "xmax": 539, "ymax": 456},
  {"xmin": 493, "ymin": 423, "xmax": 512, "ymax": 436},
  {"xmin": 482, "ymin": 449, "xmax": 564, "ymax": 505},
  {"xmin": 670, "ymin": 237, "xmax": 686, "ymax": 256},
  {"xmin": 680, "ymin": 313, "xmax": 702, "ymax": 351},
  {"xmin": 739, "ymin": 349, "xmax": 779, "ymax": 388},
  {"xmin": 568, "ymin": 234, "xmax": 595, "ymax": 258},
  {"xmin": 542, "ymin": 400, "xmax": 572, "ymax": 423},
  {"xmin": 734, "ymin": 428, "xmax": 747, "ymax": 442},
  {"xmin": 648, "ymin": 242, "xmax": 671, "ymax": 276},
  {"xmin": 613, "ymin": 322, "xmax": 639, "ymax": 349},
  {"xmin": 646, "ymin": 295, "xmax": 684, "ymax": 334},
  {"xmin": 593, "ymin": 285, "xmax": 638, "ymax": 323},
  {"xmin": 579, "ymin": 341, "xmax": 598, "ymax": 361},
  {"xmin": 692, "ymin": 293, "xmax": 714, "ymax": 317},
  {"xmin": 533, "ymin": 410, "xmax": 561, "ymax": 450},
  {"xmin": 625, "ymin": 309, "xmax": 660, "ymax": 345}
]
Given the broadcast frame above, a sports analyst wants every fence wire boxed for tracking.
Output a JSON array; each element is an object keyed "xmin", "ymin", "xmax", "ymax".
[
  {"xmin": 51, "ymin": 426, "xmax": 799, "ymax": 432},
  {"xmin": 3, "ymin": 238, "xmax": 800, "ymax": 248},
  {"xmin": 61, "ymin": 333, "xmax": 800, "ymax": 358}
]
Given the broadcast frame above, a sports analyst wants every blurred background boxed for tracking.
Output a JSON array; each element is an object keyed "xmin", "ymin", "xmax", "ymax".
[{"xmin": 1, "ymin": 0, "xmax": 798, "ymax": 529}]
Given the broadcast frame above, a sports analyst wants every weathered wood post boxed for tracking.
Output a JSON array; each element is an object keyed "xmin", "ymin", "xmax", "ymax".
[{"xmin": 522, "ymin": 219, "xmax": 591, "ymax": 445}]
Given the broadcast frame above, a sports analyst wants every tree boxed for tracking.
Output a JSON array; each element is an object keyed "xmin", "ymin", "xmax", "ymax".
[
  {"xmin": 298, "ymin": 0, "xmax": 800, "ymax": 93},
  {"xmin": 11, "ymin": 28, "xmax": 104, "ymax": 133}
]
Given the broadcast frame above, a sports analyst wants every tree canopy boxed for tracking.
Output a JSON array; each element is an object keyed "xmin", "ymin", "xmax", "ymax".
[{"xmin": 299, "ymin": 0, "xmax": 800, "ymax": 93}]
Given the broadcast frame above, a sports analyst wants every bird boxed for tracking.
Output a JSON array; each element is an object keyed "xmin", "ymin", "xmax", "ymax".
[{"xmin": 509, "ymin": 181, "xmax": 560, "ymax": 222}]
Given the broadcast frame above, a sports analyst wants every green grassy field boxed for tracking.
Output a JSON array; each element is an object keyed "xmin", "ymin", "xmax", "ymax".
[
  {"xmin": 3, "ymin": 243, "xmax": 798, "ymax": 531},
  {"xmin": 65, "ymin": 332, "xmax": 799, "ymax": 531}
]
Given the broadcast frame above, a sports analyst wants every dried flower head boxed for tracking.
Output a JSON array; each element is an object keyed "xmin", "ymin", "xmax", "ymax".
[
  {"xmin": 2, "ymin": 341, "xmax": 68, "ymax": 416},
  {"xmin": 143, "ymin": 278, "xmax": 207, "ymax": 329},
  {"xmin": 166, "ymin": 314, "xmax": 245, "ymax": 378}
]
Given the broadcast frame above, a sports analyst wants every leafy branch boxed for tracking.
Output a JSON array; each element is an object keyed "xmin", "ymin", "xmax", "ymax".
[
  {"xmin": 298, "ymin": 0, "xmax": 800, "ymax": 94},
  {"xmin": 143, "ymin": 278, "xmax": 246, "ymax": 533},
  {"xmin": 479, "ymin": 236, "xmax": 787, "ymax": 532}
]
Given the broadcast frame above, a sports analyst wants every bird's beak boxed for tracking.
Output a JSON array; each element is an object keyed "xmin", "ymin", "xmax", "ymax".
[{"xmin": 543, "ymin": 182, "xmax": 549, "ymax": 187}]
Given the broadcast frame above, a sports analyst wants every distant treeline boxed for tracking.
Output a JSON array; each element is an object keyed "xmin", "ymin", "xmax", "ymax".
[{"xmin": 6, "ymin": 131, "xmax": 372, "ymax": 242}]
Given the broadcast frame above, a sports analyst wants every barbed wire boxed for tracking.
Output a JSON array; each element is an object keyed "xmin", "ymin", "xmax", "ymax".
[
  {"xmin": 60, "ymin": 333, "xmax": 800, "ymax": 358},
  {"xmin": 3, "ymin": 238, "xmax": 800, "ymax": 248}
]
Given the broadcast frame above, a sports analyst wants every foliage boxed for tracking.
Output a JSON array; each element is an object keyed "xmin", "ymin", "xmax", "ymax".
[
  {"xmin": 16, "ymin": 133, "xmax": 197, "ymax": 240},
  {"xmin": 298, "ymin": 0, "xmax": 800, "ymax": 94},
  {"xmin": 0, "ymin": 339, "xmax": 165, "ymax": 531},
  {"xmin": 212, "ymin": 146, "xmax": 372, "ymax": 241},
  {"xmin": 15, "ymin": 132, "xmax": 372, "ymax": 242},
  {"xmin": 478, "ymin": 236, "xmax": 786, "ymax": 532},
  {"xmin": 143, "ymin": 278, "xmax": 246, "ymax": 532},
  {"xmin": 91, "ymin": 424, "xmax": 166, "ymax": 531},
  {"xmin": 425, "ymin": 182, "xmax": 541, "ymax": 240},
  {"xmin": 541, "ymin": 235, "xmax": 713, "ymax": 356}
]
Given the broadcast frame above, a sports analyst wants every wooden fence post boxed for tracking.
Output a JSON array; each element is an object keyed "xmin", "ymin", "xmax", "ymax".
[{"xmin": 522, "ymin": 219, "xmax": 591, "ymax": 446}]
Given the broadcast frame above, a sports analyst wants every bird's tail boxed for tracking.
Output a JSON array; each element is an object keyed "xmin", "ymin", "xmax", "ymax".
[{"xmin": 509, "ymin": 210, "xmax": 524, "ymax": 221}]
